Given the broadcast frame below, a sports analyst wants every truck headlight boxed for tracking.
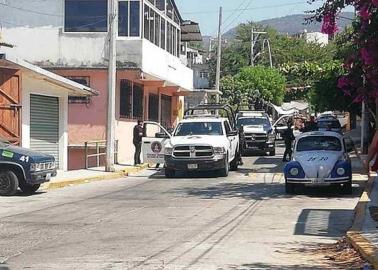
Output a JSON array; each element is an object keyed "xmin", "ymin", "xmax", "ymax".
[
  {"xmin": 30, "ymin": 163, "xmax": 42, "ymax": 172},
  {"xmin": 165, "ymin": 147, "xmax": 173, "ymax": 155},
  {"xmin": 268, "ymin": 134, "xmax": 276, "ymax": 142},
  {"xmin": 337, "ymin": 168, "xmax": 346, "ymax": 176},
  {"xmin": 290, "ymin": 168, "xmax": 299, "ymax": 176},
  {"xmin": 213, "ymin": 147, "xmax": 226, "ymax": 155}
]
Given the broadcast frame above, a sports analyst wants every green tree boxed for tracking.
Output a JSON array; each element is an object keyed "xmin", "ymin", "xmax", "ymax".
[{"xmin": 220, "ymin": 66, "xmax": 286, "ymax": 106}]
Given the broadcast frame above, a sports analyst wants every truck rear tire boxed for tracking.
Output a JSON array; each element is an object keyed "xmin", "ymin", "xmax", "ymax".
[
  {"xmin": 165, "ymin": 168, "xmax": 175, "ymax": 178},
  {"xmin": 19, "ymin": 183, "xmax": 41, "ymax": 194},
  {"xmin": 0, "ymin": 170, "xmax": 19, "ymax": 196}
]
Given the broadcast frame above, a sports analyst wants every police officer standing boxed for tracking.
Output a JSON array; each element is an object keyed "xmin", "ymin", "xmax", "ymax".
[
  {"xmin": 283, "ymin": 120, "xmax": 295, "ymax": 162},
  {"xmin": 133, "ymin": 120, "xmax": 144, "ymax": 166}
]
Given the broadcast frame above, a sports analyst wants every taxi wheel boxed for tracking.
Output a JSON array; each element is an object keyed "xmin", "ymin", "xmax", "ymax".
[
  {"xmin": 285, "ymin": 182, "xmax": 295, "ymax": 194},
  {"xmin": 0, "ymin": 170, "xmax": 19, "ymax": 196},
  {"xmin": 19, "ymin": 183, "xmax": 41, "ymax": 194},
  {"xmin": 341, "ymin": 180, "xmax": 352, "ymax": 195},
  {"xmin": 165, "ymin": 168, "xmax": 175, "ymax": 178}
]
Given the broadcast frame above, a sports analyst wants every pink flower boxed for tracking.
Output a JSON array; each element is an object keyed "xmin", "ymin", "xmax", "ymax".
[
  {"xmin": 360, "ymin": 47, "xmax": 375, "ymax": 65},
  {"xmin": 337, "ymin": 76, "xmax": 351, "ymax": 89},
  {"xmin": 372, "ymin": 0, "xmax": 378, "ymax": 8},
  {"xmin": 321, "ymin": 13, "xmax": 338, "ymax": 35},
  {"xmin": 358, "ymin": 4, "xmax": 371, "ymax": 20}
]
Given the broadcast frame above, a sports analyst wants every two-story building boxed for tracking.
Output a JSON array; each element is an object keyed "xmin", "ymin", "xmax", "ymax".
[{"xmin": 1, "ymin": 0, "xmax": 199, "ymax": 169}]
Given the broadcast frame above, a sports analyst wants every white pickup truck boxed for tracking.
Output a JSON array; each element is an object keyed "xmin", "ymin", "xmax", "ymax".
[{"xmin": 142, "ymin": 105, "xmax": 240, "ymax": 178}]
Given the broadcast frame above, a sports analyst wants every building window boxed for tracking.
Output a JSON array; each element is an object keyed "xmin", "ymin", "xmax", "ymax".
[
  {"xmin": 156, "ymin": 0, "xmax": 165, "ymax": 11},
  {"xmin": 200, "ymin": 71, "xmax": 209, "ymax": 79},
  {"xmin": 120, "ymin": 80, "xmax": 144, "ymax": 119},
  {"xmin": 66, "ymin": 76, "xmax": 91, "ymax": 104},
  {"xmin": 64, "ymin": 0, "xmax": 108, "ymax": 32},
  {"xmin": 148, "ymin": 94, "xmax": 159, "ymax": 121},
  {"xmin": 160, "ymin": 18, "xmax": 166, "ymax": 49},
  {"xmin": 144, "ymin": 4, "xmax": 150, "ymax": 40},
  {"xmin": 160, "ymin": 95, "xmax": 172, "ymax": 128},
  {"xmin": 118, "ymin": 1, "xmax": 140, "ymax": 37},
  {"xmin": 119, "ymin": 2, "xmax": 129, "ymax": 36}
]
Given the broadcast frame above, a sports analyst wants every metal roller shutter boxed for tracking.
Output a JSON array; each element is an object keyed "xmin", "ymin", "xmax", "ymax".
[{"xmin": 30, "ymin": 94, "xmax": 59, "ymax": 166}]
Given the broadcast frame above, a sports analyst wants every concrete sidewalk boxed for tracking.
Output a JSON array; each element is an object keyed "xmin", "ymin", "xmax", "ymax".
[
  {"xmin": 42, "ymin": 164, "xmax": 149, "ymax": 190},
  {"xmin": 347, "ymin": 174, "xmax": 378, "ymax": 269}
]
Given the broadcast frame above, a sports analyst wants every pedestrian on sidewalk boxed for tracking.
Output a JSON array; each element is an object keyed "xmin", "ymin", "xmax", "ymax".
[
  {"xmin": 282, "ymin": 120, "xmax": 295, "ymax": 162},
  {"xmin": 133, "ymin": 120, "xmax": 144, "ymax": 166},
  {"xmin": 365, "ymin": 130, "xmax": 378, "ymax": 174}
]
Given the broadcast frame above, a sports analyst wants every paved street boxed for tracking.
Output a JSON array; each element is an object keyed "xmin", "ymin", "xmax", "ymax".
[{"xmin": 0, "ymin": 146, "xmax": 364, "ymax": 270}]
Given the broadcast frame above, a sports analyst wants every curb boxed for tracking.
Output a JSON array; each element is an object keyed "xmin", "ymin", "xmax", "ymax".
[
  {"xmin": 346, "ymin": 174, "xmax": 378, "ymax": 269},
  {"xmin": 42, "ymin": 164, "xmax": 149, "ymax": 190}
]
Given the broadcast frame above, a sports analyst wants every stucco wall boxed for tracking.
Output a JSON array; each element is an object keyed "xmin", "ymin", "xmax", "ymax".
[{"xmin": 21, "ymin": 73, "xmax": 68, "ymax": 171}]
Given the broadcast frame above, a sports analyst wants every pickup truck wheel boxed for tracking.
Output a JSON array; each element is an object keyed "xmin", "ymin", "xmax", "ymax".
[
  {"xmin": 165, "ymin": 168, "xmax": 175, "ymax": 178},
  {"xmin": 0, "ymin": 170, "xmax": 19, "ymax": 196},
  {"xmin": 219, "ymin": 155, "xmax": 230, "ymax": 177},
  {"xmin": 19, "ymin": 183, "xmax": 41, "ymax": 194},
  {"xmin": 285, "ymin": 182, "xmax": 295, "ymax": 194},
  {"xmin": 230, "ymin": 152, "xmax": 239, "ymax": 171}
]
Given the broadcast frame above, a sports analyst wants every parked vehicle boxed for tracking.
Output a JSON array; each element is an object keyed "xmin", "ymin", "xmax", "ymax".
[
  {"xmin": 142, "ymin": 104, "xmax": 240, "ymax": 178},
  {"xmin": 236, "ymin": 111, "xmax": 276, "ymax": 156},
  {"xmin": 0, "ymin": 139, "xmax": 57, "ymax": 196},
  {"xmin": 317, "ymin": 118, "xmax": 342, "ymax": 133},
  {"xmin": 284, "ymin": 131, "xmax": 353, "ymax": 194}
]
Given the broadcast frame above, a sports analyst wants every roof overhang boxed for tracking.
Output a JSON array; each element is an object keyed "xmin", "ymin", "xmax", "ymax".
[
  {"xmin": 181, "ymin": 20, "xmax": 202, "ymax": 42},
  {"xmin": 0, "ymin": 54, "xmax": 99, "ymax": 96}
]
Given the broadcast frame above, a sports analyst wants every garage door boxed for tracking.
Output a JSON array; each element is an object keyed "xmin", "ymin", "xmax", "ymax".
[{"xmin": 30, "ymin": 94, "xmax": 59, "ymax": 166}]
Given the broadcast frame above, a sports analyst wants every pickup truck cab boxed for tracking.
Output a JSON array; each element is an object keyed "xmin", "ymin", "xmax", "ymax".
[
  {"xmin": 236, "ymin": 111, "xmax": 276, "ymax": 156},
  {"xmin": 0, "ymin": 140, "xmax": 57, "ymax": 196},
  {"xmin": 142, "ymin": 104, "xmax": 240, "ymax": 178}
]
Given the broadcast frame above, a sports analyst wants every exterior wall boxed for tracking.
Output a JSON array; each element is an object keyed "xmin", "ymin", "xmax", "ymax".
[
  {"xmin": 21, "ymin": 73, "xmax": 68, "ymax": 171},
  {"xmin": 305, "ymin": 32, "xmax": 329, "ymax": 46},
  {"xmin": 1, "ymin": 0, "xmax": 194, "ymax": 90},
  {"xmin": 193, "ymin": 65, "xmax": 210, "ymax": 89}
]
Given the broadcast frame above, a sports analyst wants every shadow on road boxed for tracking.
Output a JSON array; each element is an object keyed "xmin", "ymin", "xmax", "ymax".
[
  {"xmin": 229, "ymin": 263, "xmax": 326, "ymax": 270},
  {"xmin": 294, "ymin": 209, "xmax": 354, "ymax": 238},
  {"xmin": 172, "ymin": 182, "xmax": 362, "ymax": 201}
]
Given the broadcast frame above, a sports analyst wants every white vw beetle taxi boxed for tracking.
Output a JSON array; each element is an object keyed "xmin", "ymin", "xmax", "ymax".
[{"xmin": 284, "ymin": 131, "xmax": 352, "ymax": 194}]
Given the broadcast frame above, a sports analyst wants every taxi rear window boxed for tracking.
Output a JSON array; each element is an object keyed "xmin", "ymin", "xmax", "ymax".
[{"xmin": 297, "ymin": 136, "xmax": 342, "ymax": 152}]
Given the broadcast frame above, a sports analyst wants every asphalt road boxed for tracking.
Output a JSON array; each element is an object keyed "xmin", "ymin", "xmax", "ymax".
[{"xmin": 0, "ymin": 146, "xmax": 364, "ymax": 270}]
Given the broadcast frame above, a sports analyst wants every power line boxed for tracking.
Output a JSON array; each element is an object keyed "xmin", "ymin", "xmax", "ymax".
[
  {"xmin": 222, "ymin": 0, "xmax": 251, "ymax": 26},
  {"xmin": 182, "ymin": 1, "xmax": 308, "ymax": 15},
  {"xmin": 222, "ymin": 0, "xmax": 254, "ymax": 34},
  {"xmin": 0, "ymin": 2, "xmax": 62, "ymax": 17}
]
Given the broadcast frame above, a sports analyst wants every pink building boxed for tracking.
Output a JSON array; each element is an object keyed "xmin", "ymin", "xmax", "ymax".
[{"xmin": 1, "ymin": 0, "xmax": 202, "ymax": 170}]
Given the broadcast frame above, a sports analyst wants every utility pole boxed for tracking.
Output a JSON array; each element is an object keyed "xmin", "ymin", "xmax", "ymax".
[
  {"xmin": 215, "ymin": 6, "xmax": 222, "ymax": 104},
  {"xmin": 250, "ymin": 29, "xmax": 267, "ymax": 67},
  {"xmin": 106, "ymin": 0, "xmax": 117, "ymax": 172},
  {"xmin": 250, "ymin": 29, "xmax": 254, "ymax": 66}
]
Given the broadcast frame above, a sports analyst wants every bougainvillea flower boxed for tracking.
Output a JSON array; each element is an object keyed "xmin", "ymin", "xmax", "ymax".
[
  {"xmin": 337, "ymin": 76, "xmax": 351, "ymax": 89},
  {"xmin": 360, "ymin": 47, "xmax": 375, "ymax": 65},
  {"xmin": 321, "ymin": 13, "xmax": 338, "ymax": 34},
  {"xmin": 358, "ymin": 4, "xmax": 371, "ymax": 20},
  {"xmin": 372, "ymin": 0, "xmax": 378, "ymax": 8}
]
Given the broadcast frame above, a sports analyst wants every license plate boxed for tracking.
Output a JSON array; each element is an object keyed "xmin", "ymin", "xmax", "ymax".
[
  {"xmin": 312, "ymin": 178, "xmax": 324, "ymax": 184},
  {"xmin": 187, "ymin": 164, "xmax": 198, "ymax": 170},
  {"xmin": 45, "ymin": 173, "xmax": 51, "ymax": 180}
]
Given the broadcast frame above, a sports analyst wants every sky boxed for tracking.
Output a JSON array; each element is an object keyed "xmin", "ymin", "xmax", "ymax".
[{"xmin": 175, "ymin": 0, "xmax": 326, "ymax": 36}]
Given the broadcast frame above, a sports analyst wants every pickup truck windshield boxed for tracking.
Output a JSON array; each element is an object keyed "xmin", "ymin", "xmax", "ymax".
[
  {"xmin": 297, "ymin": 136, "xmax": 342, "ymax": 152},
  {"xmin": 175, "ymin": 122, "xmax": 224, "ymax": 136},
  {"xmin": 317, "ymin": 120, "xmax": 341, "ymax": 129},
  {"xmin": 237, "ymin": 117, "xmax": 270, "ymax": 128}
]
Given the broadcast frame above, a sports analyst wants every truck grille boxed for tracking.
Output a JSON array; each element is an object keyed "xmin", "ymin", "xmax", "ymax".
[
  {"xmin": 244, "ymin": 133, "xmax": 268, "ymax": 143},
  {"xmin": 173, "ymin": 145, "xmax": 213, "ymax": 158}
]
